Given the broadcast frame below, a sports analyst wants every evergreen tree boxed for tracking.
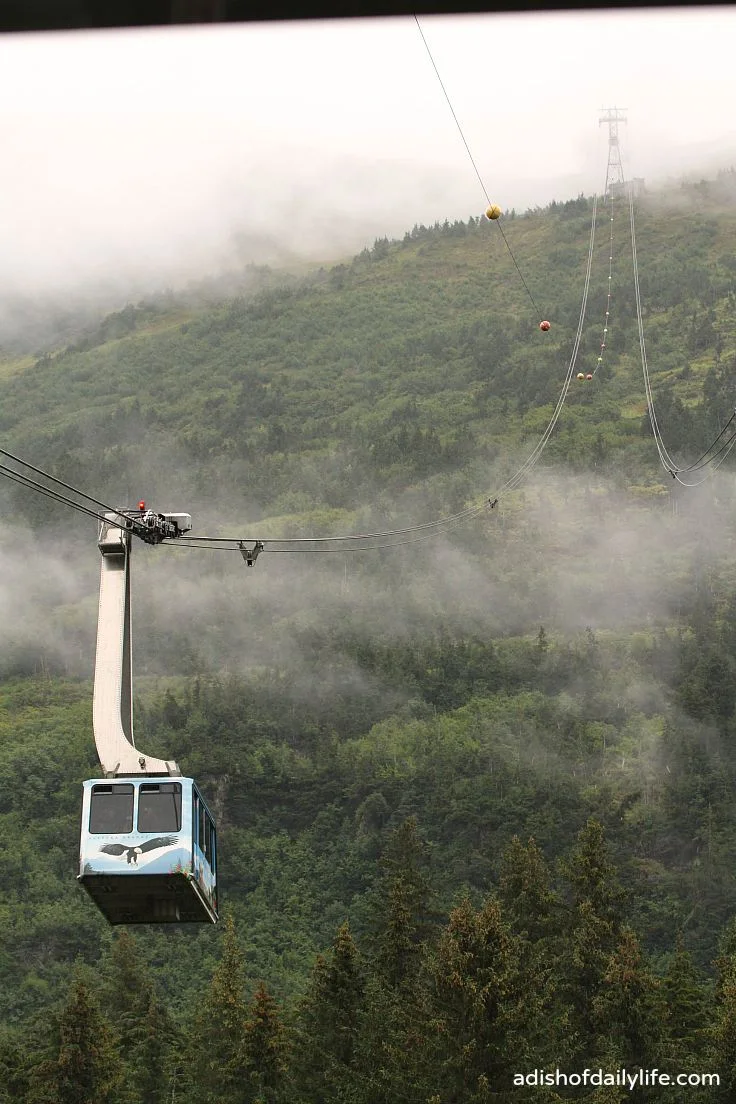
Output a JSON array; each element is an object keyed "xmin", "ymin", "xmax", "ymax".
[
  {"xmin": 33, "ymin": 971, "xmax": 122, "ymax": 1104},
  {"xmin": 295, "ymin": 921, "xmax": 364, "ymax": 1101},
  {"xmin": 352, "ymin": 972, "xmax": 433, "ymax": 1104},
  {"xmin": 0, "ymin": 1024, "xmax": 34, "ymax": 1103},
  {"xmin": 565, "ymin": 818, "xmax": 627, "ymax": 924},
  {"xmin": 591, "ymin": 927, "xmax": 664, "ymax": 1079},
  {"xmin": 99, "ymin": 930, "xmax": 160, "ymax": 1102},
  {"xmin": 498, "ymin": 836, "xmax": 569, "ymax": 1070},
  {"xmin": 189, "ymin": 911, "xmax": 249, "ymax": 1104},
  {"xmin": 355, "ymin": 817, "xmax": 437, "ymax": 1104},
  {"xmin": 370, "ymin": 816, "xmax": 433, "ymax": 990},
  {"xmin": 561, "ymin": 819, "xmax": 627, "ymax": 1062},
  {"xmin": 243, "ymin": 982, "xmax": 288, "ymax": 1104},
  {"xmin": 427, "ymin": 895, "xmax": 546, "ymax": 1103},
  {"xmin": 136, "ymin": 989, "xmax": 178, "ymax": 1104},
  {"xmin": 499, "ymin": 835, "xmax": 559, "ymax": 945},
  {"xmin": 661, "ymin": 932, "xmax": 709, "ymax": 1070}
]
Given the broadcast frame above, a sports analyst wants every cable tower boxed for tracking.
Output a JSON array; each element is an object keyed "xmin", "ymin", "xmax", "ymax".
[{"xmin": 599, "ymin": 107, "xmax": 627, "ymax": 197}]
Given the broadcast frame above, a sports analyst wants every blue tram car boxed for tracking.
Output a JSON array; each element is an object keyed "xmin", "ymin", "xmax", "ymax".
[{"xmin": 78, "ymin": 777, "xmax": 218, "ymax": 924}]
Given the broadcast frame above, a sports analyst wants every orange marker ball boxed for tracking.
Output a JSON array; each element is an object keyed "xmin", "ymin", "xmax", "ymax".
[{"xmin": 539, "ymin": 320, "xmax": 551, "ymax": 331}]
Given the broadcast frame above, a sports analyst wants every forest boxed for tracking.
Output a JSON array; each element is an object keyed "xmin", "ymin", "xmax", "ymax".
[{"xmin": 3, "ymin": 171, "xmax": 736, "ymax": 1100}]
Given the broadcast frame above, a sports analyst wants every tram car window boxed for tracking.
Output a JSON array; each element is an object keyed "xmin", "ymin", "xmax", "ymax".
[
  {"xmin": 138, "ymin": 782, "xmax": 182, "ymax": 833},
  {"xmin": 89, "ymin": 783, "xmax": 134, "ymax": 834}
]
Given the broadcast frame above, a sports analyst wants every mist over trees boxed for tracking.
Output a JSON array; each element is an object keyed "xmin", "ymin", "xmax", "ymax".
[{"xmin": 2, "ymin": 173, "xmax": 736, "ymax": 1097}]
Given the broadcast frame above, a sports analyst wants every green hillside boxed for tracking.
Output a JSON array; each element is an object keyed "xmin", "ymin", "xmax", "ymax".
[
  {"xmin": 3, "ymin": 171, "xmax": 736, "ymax": 1101},
  {"xmin": 2, "ymin": 171, "xmax": 736, "ymax": 522}
]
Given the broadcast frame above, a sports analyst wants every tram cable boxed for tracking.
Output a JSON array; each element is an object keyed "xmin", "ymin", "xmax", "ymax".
[
  {"xmin": 6, "ymin": 118, "xmax": 695, "ymax": 561},
  {"xmin": 0, "ymin": 445, "xmax": 119, "ymax": 516},
  {"xmin": 496, "ymin": 195, "xmax": 599, "ymax": 495},
  {"xmin": 627, "ymin": 184, "xmax": 736, "ymax": 485},
  {"xmin": 0, "ymin": 460, "xmax": 122, "ymax": 529},
  {"xmin": 0, "ymin": 195, "xmax": 602, "ymax": 556},
  {"xmin": 413, "ymin": 15, "xmax": 543, "ymax": 322},
  {"xmin": 0, "ymin": 446, "xmax": 136, "ymax": 534},
  {"xmin": 592, "ymin": 189, "xmax": 615, "ymax": 377},
  {"xmin": 164, "ymin": 195, "xmax": 600, "ymax": 556}
]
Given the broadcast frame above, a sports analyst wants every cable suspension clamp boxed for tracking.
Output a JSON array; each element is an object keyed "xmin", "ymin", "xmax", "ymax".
[{"xmin": 239, "ymin": 540, "xmax": 264, "ymax": 567}]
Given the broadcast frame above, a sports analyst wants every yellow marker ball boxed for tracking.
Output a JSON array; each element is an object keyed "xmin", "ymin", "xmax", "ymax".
[{"xmin": 485, "ymin": 204, "xmax": 502, "ymax": 220}]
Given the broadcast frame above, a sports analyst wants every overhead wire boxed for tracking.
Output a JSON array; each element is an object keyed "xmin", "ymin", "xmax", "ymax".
[
  {"xmin": 0, "ymin": 24, "xmax": 607, "ymax": 560},
  {"xmin": 163, "ymin": 196, "xmax": 600, "ymax": 555},
  {"xmin": 10, "ymin": 78, "xmax": 704, "ymax": 559},
  {"xmin": 0, "ymin": 446, "xmax": 120, "ymax": 515},
  {"xmin": 165, "ymin": 510, "xmax": 489, "ymax": 554},
  {"xmin": 0, "ymin": 462, "xmax": 118, "ymax": 528},
  {"xmin": 413, "ymin": 14, "xmax": 543, "ymax": 321},
  {"xmin": 592, "ymin": 187, "xmax": 615, "ymax": 377},
  {"xmin": 0, "ymin": 454, "xmax": 141, "ymax": 535},
  {"xmin": 680, "ymin": 411, "xmax": 736, "ymax": 471},
  {"xmin": 161, "ymin": 26, "xmax": 603, "ymax": 557},
  {"xmin": 494, "ymin": 195, "xmax": 599, "ymax": 495},
  {"xmin": 627, "ymin": 181, "xmax": 736, "ymax": 485}
]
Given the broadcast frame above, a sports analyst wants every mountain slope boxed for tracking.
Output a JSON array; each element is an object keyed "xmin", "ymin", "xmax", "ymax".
[{"xmin": 2, "ymin": 172, "xmax": 736, "ymax": 529}]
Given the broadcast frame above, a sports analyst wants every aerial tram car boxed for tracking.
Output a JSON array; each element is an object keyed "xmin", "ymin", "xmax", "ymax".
[{"xmin": 78, "ymin": 507, "xmax": 218, "ymax": 925}]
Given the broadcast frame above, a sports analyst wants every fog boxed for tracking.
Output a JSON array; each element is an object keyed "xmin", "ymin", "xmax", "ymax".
[
  {"xmin": 2, "ymin": 8, "xmax": 736, "ymax": 308},
  {"xmin": 2, "ymin": 463, "xmax": 734, "ymax": 708},
  {"xmin": 2, "ymin": 8, "xmax": 736, "ymax": 735}
]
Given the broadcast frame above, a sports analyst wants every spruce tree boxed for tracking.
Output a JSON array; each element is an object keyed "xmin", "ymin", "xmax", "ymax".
[
  {"xmin": 136, "ymin": 989, "xmax": 178, "ymax": 1104},
  {"xmin": 498, "ymin": 836, "xmax": 569, "ymax": 1071},
  {"xmin": 354, "ymin": 817, "xmax": 435, "ymax": 1104},
  {"xmin": 243, "ymin": 982, "xmax": 288, "ymax": 1104},
  {"xmin": 190, "ymin": 911, "xmax": 249, "ymax": 1104},
  {"xmin": 0, "ymin": 1024, "xmax": 35, "ymax": 1103},
  {"xmin": 40, "ymin": 972, "xmax": 122, "ymax": 1104},
  {"xmin": 661, "ymin": 932, "xmax": 709, "ymax": 1070},
  {"xmin": 370, "ymin": 816, "xmax": 432, "ymax": 990},
  {"xmin": 295, "ymin": 920, "xmax": 364, "ymax": 1101},
  {"xmin": 561, "ymin": 818, "xmax": 627, "ymax": 1061},
  {"xmin": 427, "ymin": 895, "xmax": 545, "ymax": 1103},
  {"xmin": 591, "ymin": 927, "xmax": 664, "ymax": 1076},
  {"xmin": 99, "ymin": 930, "xmax": 162, "ymax": 1103},
  {"xmin": 499, "ymin": 835, "xmax": 561, "ymax": 946}
]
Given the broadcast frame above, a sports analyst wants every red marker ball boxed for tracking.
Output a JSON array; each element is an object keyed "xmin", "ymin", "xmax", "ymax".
[{"xmin": 539, "ymin": 320, "xmax": 551, "ymax": 331}]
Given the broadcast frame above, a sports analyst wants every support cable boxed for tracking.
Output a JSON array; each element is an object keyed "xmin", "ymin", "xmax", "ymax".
[
  {"xmin": 0, "ymin": 455, "xmax": 144, "ymax": 536},
  {"xmin": 497, "ymin": 195, "xmax": 598, "ymax": 494},
  {"xmin": 628, "ymin": 184, "xmax": 736, "ymax": 484},
  {"xmin": 0, "ymin": 462, "xmax": 121, "ymax": 528},
  {"xmin": 168, "ymin": 196, "xmax": 600, "ymax": 556},
  {"xmin": 0, "ymin": 446, "xmax": 119, "ymax": 515},
  {"xmin": 592, "ymin": 190, "xmax": 615, "ymax": 376},
  {"xmin": 413, "ymin": 15, "xmax": 543, "ymax": 320}
]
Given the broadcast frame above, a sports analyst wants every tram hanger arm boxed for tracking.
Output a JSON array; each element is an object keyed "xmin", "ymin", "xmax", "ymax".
[{"xmin": 93, "ymin": 508, "xmax": 190, "ymax": 777}]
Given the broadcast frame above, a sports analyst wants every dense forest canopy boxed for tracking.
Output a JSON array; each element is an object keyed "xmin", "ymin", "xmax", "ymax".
[{"xmin": 3, "ymin": 170, "xmax": 736, "ymax": 1100}]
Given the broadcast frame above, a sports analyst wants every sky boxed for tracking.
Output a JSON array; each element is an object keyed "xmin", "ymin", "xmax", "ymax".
[{"xmin": 1, "ymin": 6, "xmax": 736, "ymax": 297}]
